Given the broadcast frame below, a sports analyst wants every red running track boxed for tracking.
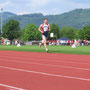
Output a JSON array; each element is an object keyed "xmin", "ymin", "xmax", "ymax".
[{"xmin": 0, "ymin": 51, "xmax": 90, "ymax": 90}]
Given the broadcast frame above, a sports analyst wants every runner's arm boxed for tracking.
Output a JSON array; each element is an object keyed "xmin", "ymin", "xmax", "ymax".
[{"xmin": 38, "ymin": 24, "xmax": 43, "ymax": 33}]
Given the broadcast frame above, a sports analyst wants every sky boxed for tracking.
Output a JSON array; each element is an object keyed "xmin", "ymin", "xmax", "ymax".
[{"xmin": 0, "ymin": 0, "xmax": 90, "ymax": 15}]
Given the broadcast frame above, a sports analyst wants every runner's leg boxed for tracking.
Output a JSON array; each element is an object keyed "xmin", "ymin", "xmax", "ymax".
[{"xmin": 42, "ymin": 35, "xmax": 48, "ymax": 52}]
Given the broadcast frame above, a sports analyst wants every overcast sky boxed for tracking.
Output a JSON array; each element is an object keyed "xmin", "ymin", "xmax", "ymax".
[{"xmin": 0, "ymin": 0, "xmax": 90, "ymax": 15}]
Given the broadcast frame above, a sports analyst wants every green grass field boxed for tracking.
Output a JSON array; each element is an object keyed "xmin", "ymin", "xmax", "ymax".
[{"xmin": 0, "ymin": 45, "xmax": 90, "ymax": 55}]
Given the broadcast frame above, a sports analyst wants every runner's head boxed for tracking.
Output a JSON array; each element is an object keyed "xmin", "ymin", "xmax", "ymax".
[{"xmin": 44, "ymin": 18, "xmax": 48, "ymax": 24}]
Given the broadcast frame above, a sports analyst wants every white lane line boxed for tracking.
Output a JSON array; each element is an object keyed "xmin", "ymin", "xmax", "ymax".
[
  {"xmin": 0, "ymin": 83, "xmax": 26, "ymax": 90},
  {"xmin": 0, "ymin": 59, "xmax": 90, "ymax": 71},
  {"xmin": 0, "ymin": 55, "xmax": 90, "ymax": 65},
  {"xmin": 0, "ymin": 66, "xmax": 90, "ymax": 82}
]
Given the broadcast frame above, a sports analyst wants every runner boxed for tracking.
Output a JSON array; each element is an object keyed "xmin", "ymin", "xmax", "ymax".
[{"xmin": 38, "ymin": 18, "xmax": 51, "ymax": 52}]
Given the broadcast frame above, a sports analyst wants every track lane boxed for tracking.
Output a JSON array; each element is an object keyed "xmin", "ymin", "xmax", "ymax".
[
  {"xmin": 0, "ymin": 56, "xmax": 90, "ymax": 69},
  {"xmin": 0, "ymin": 51, "xmax": 90, "ymax": 90},
  {"xmin": 0, "ymin": 60, "xmax": 90, "ymax": 80},
  {"xmin": 0, "ymin": 51, "xmax": 90, "ymax": 61},
  {"xmin": 0, "ymin": 66, "xmax": 90, "ymax": 90},
  {"xmin": 0, "ymin": 58, "xmax": 90, "ymax": 71}
]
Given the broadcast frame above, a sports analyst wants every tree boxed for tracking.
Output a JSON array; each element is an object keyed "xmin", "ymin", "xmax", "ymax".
[
  {"xmin": 19, "ymin": 27, "xmax": 26, "ymax": 42},
  {"xmin": 75, "ymin": 29, "xmax": 84, "ymax": 40},
  {"xmin": 2, "ymin": 19, "xmax": 20, "ymax": 41},
  {"xmin": 83, "ymin": 26, "xmax": 90, "ymax": 40},
  {"xmin": 48, "ymin": 24, "xmax": 60, "ymax": 40},
  {"xmin": 75, "ymin": 26, "xmax": 90, "ymax": 40},
  {"xmin": 60, "ymin": 26, "xmax": 75, "ymax": 40},
  {"xmin": 20, "ymin": 24, "xmax": 41, "ymax": 42},
  {"xmin": 0, "ymin": 29, "xmax": 1, "ymax": 37}
]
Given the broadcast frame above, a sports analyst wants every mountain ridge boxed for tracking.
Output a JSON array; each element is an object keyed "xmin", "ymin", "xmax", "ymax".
[{"xmin": 0, "ymin": 9, "xmax": 90, "ymax": 29}]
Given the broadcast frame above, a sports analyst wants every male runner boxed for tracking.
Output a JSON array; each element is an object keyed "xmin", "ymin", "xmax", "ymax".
[{"xmin": 38, "ymin": 18, "xmax": 51, "ymax": 52}]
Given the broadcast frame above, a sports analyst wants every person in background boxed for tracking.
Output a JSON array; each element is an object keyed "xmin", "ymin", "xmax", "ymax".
[
  {"xmin": 81, "ymin": 40, "xmax": 84, "ymax": 46},
  {"xmin": 1, "ymin": 38, "xmax": 3, "ymax": 45}
]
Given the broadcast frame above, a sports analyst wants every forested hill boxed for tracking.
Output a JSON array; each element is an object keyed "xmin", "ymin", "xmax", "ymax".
[{"xmin": 1, "ymin": 8, "xmax": 90, "ymax": 29}]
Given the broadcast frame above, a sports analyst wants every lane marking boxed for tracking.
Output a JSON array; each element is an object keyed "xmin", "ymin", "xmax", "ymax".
[
  {"xmin": 0, "ymin": 83, "xmax": 26, "ymax": 90},
  {"xmin": 0, "ymin": 65, "xmax": 90, "ymax": 82},
  {"xmin": 0, "ymin": 55, "xmax": 90, "ymax": 65},
  {"xmin": 0, "ymin": 59, "xmax": 90, "ymax": 71}
]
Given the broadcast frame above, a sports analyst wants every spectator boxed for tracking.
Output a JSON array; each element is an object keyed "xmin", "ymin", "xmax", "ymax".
[
  {"xmin": 81, "ymin": 40, "xmax": 84, "ymax": 46},
  {"xmin": 1, "ymin": 38, "xmax": 3, "ymax": 45}
]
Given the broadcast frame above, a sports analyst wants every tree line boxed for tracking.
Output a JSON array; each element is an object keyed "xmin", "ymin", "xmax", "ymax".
[{"xmin": 0, "ymin": 19, "xmax": 90, "ymax": 42}]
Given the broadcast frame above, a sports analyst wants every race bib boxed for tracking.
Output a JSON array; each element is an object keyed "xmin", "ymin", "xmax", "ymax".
[{"xmin": 44, "ymin": 26, "xmax": 48, "ymax": 32}]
